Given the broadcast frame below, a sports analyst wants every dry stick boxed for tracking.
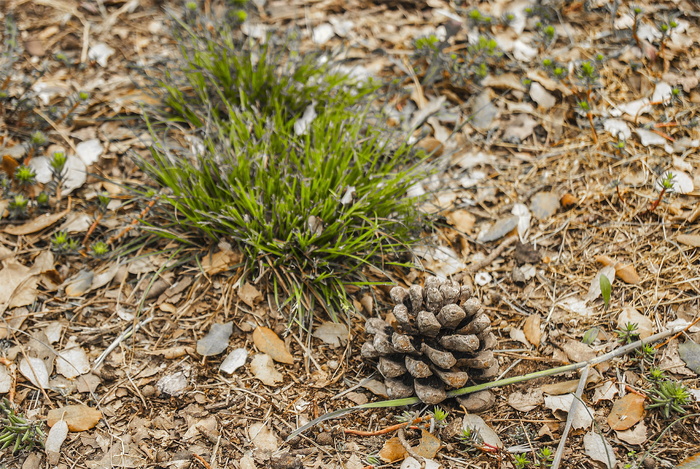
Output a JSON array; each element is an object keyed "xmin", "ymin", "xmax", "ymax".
[
  {"xmin": 286, "ymin": 325, "xmax": 685, "ymax": 442},
  {"xmin": 467, "ymin": 235, "xmax": 518, "ymax": 273},
  {"xmin": 398, "ymin": 426, "xmax": 426, "ymax": 468},
  {"xmin": 550, "ymin": 365, "xmax": 590, "ymax": 469}
]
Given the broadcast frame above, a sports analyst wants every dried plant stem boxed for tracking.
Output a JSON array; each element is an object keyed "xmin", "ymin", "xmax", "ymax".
[
  {"xmin": 287, "ymin": 325, "xmax": 685, "ymax": 441},
  {"xmin": 551, "ymin": 365, "xmax": 590, "ymax": 469}
]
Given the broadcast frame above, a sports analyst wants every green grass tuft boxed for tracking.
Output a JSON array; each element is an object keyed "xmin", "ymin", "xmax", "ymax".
[{"xmin": 138, "ymin": 13, "xmax": 432, "ymax": 330}]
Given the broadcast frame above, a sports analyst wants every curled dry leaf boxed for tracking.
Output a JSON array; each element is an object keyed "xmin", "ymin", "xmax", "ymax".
[
  {"xmin": 523, "ymin": 314, "xmax": 542, "ymax": 347},
  {"xmin": 379, "ymin": 437, "xmax": 407, "ymax": 463},
  {"xmin": 312, "ymin": 322, "xmax": 349, "ymax": 348},
  {"xmin": 607, "ymin": 393, "xmax": 646, "ymax": 430},
  {"xmin": 252, "ymin": 326, "xmax": 294, "ymax": 364},
  {"xmin": 250, "ymin": 353, "xmax": 283, "ymax": 386},
  {"xmin": 48, "ymin": 405, "xmax": 102, "ymax": 431},
  {"xmin": 616, "ymin": 421, "xmax": 647, "ymax": 445},
  {"xmin": 617, "ymin": 307, "xmax": 653, "ymax": 339},
  {"xmin": 560, "ymin": 193, "xmax": 578, "ymax": 208},
  {"xmin": 594, "ymin": 255, "xmax": 640, "ymax": 284},
  {"xmin": 544, "ymin": 393, "xmax": 593, "ymax": 430},
  {"xmin": 3, "ymin": 208, "xmax": 70, "ymax": 235},
  {"xmin": 583, "ymin": 431, "xmax": 617, "ymax": 468},
  {"xmin": 238, "ymin": 282, "xmax": 263, "ymax": 308},
  {"xmin": 45, "ymin": 419, "xmax": 69, "ymax": 465},
  {"xmin": 19, "ymin": 356, "xmax": 50, "ymax": 389},
  {"xmin": 197, "ymin": 322, "xmax": 233, "ymax": 356}
]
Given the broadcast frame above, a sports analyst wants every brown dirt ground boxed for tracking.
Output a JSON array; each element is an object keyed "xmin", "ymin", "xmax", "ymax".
[{"xmin": 1, "ymin": 0, "xmax": 699, "ymax": 468}]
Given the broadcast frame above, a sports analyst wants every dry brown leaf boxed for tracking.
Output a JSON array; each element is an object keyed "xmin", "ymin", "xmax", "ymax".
[
  {"xmin": 414, "ymin": 430, "xmax": 441, "ymax": 459},
  {"xmin": 617, "ymin": 307, "xmax": 653, "ymax": 339},
  {"xmin": 616, "ymin": 421, "xmax": 647, "ymax": 445},
  {"xmin": 201, "ymin": 250, "xmax": 241, "ymax": 275},
  {"xmin": 523, "ymin": 315, "xmax": 542, "ymax": 347},
  {"xmin": 3, "ymin": 208, "xmax": 70, "ymax": 235},
  {"xmin": 47, "ymin": 405, "xmax": 102, "ymax": 431},
  {"xmin": 446, "ymin": 209, "xmax": 476, "ymax": 233},
  {"xmin": 378, "ymin": 436, "xmax": 407, "ymax": 462},
  {"xmin": 250, "ymin": 353, "xmax": 283, "ymax": 386},
  {"xmin": 594, "ymin": 255, "xmax": 641, "ymax": 284},
  {"xmin": 677, "ymin": 234, "xmax": 700, "ymax": 247},
  {"xmin": 239, "ymin": 282, "xmax": 263, "ymax": 308},
  {"xmin": 252, "ymin": 326, "xmax": 294, "ymax": 364},
  {"xmin": 607, "ymin": 393, "xmax": 645, "ymax": 430}
]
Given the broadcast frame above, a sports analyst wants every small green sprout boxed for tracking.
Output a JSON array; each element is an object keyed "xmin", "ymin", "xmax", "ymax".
[
  {"xmin": 30, "ymin": 131, "xmax": 48, "ymax": 146},
  {"xmin": 552, "ymin": 67, "xmax": 566, "ymax": 79},
  {"xmin": 0, "ymin": 398, "xmax": 45, "ymax": 452},
  {"xmin": 36, "ymin": 191, "xmax": 50, "ymax": 207},
  {"xmin": 537, "ymin": 446, "xmax": 554, "ymax": 466},
  {"xmin": 577, "ymin": 100, "xmax": 591, "ymax": 112},
  {"xmin": 502, "ymin": 12, "xmax": 516, "ymax": 25},
  {"xmin": 582, "ymin": 327, "xmax": 600, "ymax": 345},
  {"xmin": 97, "ymin": 193, "xmax": 111, "ymax": 209},
  {"xmin": 365, "ymin": 455, "xmax": 381, "ymax": 466},
  {"xmin": 616, "ymin": 322, "xmax": 640, "ymax": 344},
  {"xmin": 65, "ymin": 238, "xmax": 81, "ymax": 253},
  {"xmin": 432, "ymin": 406, "xmax": 448, "ymax": 424},
  {"xmin": 13, "ymin": 165, "xmax": 36, "ymax": 187},
  {"xmin": 232, "ymin": 10, "xmax": 247, "ymax": 22},
  {"xmin": 51, "ymin": 231, "xmax": 70, "ymax": 251},
  {"xmin": 659, "ymin": 172, "xmax": 676, "ymax": 191},
  {"xmin": 599, "ymin": 274, "xmax": 611, "ymax": 309},
  {"xmin": 8, "ymin": 194, "xmax": 29, "ymax": 218},
  {"xmin": 647, "ymin": 367, "xmax": 666, "ymax": 381},
  {"xmin": 90, "ymin": 241, "xmax": 110, "ymax": 258},
  {"xmin": 647, "ymin": 380, "xmax": 690, "ymax": 418},
  {"xmin": 78, "ymin": 91, "xmax": 90, "ymax": 101},
  {"xmin": 50, "ymin": 151, "xmax": 68, "ymax": 175},
  {"xmin": 542, "ymin": 58, "xmax": 553, "ymax": 68},
  {"xmin": 541, "ymin": 24, "xmax": 556, "ymax": 42},
  {"xmin": 636, "ymin": 343, "xmax": 656, "ymax": 363},
  {"xmin": 414, "ymin": 34, "xmax": 440, "ymax": 52},
  {"xmin": 514, "ymin": 453, "xmax": 531, "ymax": 469},
  {"xmin": 185, "ymin": 1, "xmax": 198, "ymax": 10}
]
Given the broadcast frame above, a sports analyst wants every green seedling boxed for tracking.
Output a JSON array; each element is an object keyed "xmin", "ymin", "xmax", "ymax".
[
  {"xmin": 432, "ymin": 406, "xmax": 449, "ymax": 425},
  {"xmin": 90, "ymin": 241, "xmax": 110, "ymax": 258},
  {"xmin": 616, "ymin": 322, "xmax": 640, "ymax": 344},
  {"xmin": 647, "ymin": 380, "xmax": 690, "ymax": 418},
  {"xmin": 513, "ymin": 453, "xmax": 531, "ymax": 469},
  {"xmin": 0, "ymin": 398, "xmax": 45, "ymax": 453},
  {"xmin": 13, "ymin": 165, "xmax": 36, "ymax": 187},
  {"xmin": 8, "ymin": 194, "xmax": 29, "ymax": 218},
  {"xmin": 36, "ymin": 191, "xmax": 50, "ymax": 208},
  {"xmin": 537, "ymin": 446, "xmax": 554, "ymax": 467},
  {"xmin": 647, "ymin": 366, "xmax": 666, "ymax": 381},
  {"xmin": 51, "ymin": 231, "xmax": 70, "ymax": 252},
  {"xmin": 599, "ymin": 274, "xmax": 611, "ymax": 309},
  {"xmin": 649, "ymin": 171, "xmax": 675, "ymax": 212}
]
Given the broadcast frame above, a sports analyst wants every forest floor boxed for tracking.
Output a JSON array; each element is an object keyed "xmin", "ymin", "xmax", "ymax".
[{"xmin": 1, "ymin": 0, "xmax": 700, "ymax": 468}]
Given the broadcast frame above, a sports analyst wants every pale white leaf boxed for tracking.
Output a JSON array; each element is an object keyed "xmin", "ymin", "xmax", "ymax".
[
  {"xmin": 603, "ymin": 118, "xmax": 631, "ymax": 140},
  {"xmin": 62, "ymin": 155, "xmax": 87, "ymax": 194},
  {"xmin": 219, "ymin": 348, "xmax": 248, "ymax": 374},
  {"xmin": 248, "ymin": 422, "xmax": 280, "ymax": 453},
  {"xmin": 197, "ymin": 322, "xmax": 233, "ymax": 356},
  {"xmin": 56, "ymin": 347, "xmax": 90, "ymax": 379},
  {"xmin": 583, "ymin": 431, "xmax": 617, "ymax": 468},
  {"xmin": 401, "ymin": 457, "xmax": 440, "ymax": 469},
  {"xmin": 45, "ymin": 420, "xmax": 69, "ymax": 465},
  {"xmin": 19, "ymin": 356, "xmax": 50, "ymax": 389},
  {"xmin": 156, "ymin": 369, "xmax": 189, "ymax": 397},
  {"xmin": 250, "ymin": 353, "xmax": 283, "ymax": 386},
  {"xmin": 511, "ymin": 203, "xmax": 531, "ymax": 240},
  {"xmin": 636, "ymin": 128, "xmax": 667, "ymax": 147},
  {"xmin": 76, "ymin": 139, "xmax": 103, "ymax": 166},
  {"xmin": 544, "ymin": 393, "xmax": 593, "ymax": 430},
  {"xmin": 462, "ymin": 414, "xmax": 502, "ymax": 448},
  {"xmin": 312, "ymin": 322, "xmax": 349, "ymax": 348},
  {"xmin": 294, "ymin": 102, "xmax": 317, "ymax": 136},
  {"xmin": 312, "ymin": 23, "xmax": 335, "ymax": 45},
  {"xmin": 529, "ymin": 82, "xmax": 556, "ymax": 109},
  {"xmin": 0, "ymin": 366, "xmax": 11, "ymax": 393},
  {"xmin": 88, "ymin": 42, "xmax": 115, "ymax": 67}
]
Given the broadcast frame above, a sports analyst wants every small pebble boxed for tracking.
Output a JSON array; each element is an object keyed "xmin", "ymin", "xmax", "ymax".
[
  {"xmin": 315, "ymin": 431, "xmax": 333, "ymax": 446},
  {"xmin": 141, "ymin": 385, "xmax": 156, "ymax": 397}
]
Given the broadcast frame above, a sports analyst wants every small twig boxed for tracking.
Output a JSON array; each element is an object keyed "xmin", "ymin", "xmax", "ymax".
[
  {"xmin": 398, "ymin": 426, "xmax": 426, "ymax": 468},
  {"xmin": 92, "ymin": 316, "xmax": 154, "ymax": 370},
  {"xmin": 191, "ymin": 453, "xmax": 212, "ymax": 469},
  {"xmin": 654, "ymin": 315, "xmax": 700, "ymax": 350},
  {"xmin": 344, "ymin": 416, "xmax": 428, "ymax": 436},
  {"xmin": 468, "ymin": 235, "xmax": 517, "ymax": 273},
  {"xmin": 551, "ymin": 366, "xmax": 590, "ymax": 469}
]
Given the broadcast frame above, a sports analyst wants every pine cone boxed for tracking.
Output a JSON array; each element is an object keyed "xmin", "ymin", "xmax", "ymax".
[{"xmin": 361, "ymin": 276, "xmax": 499, "ymax": 405}]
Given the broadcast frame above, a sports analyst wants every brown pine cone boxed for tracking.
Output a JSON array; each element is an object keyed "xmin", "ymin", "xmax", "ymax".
[{"xmin": 361, "ymin": 276, "xmax": 499, "ymax": 404}]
